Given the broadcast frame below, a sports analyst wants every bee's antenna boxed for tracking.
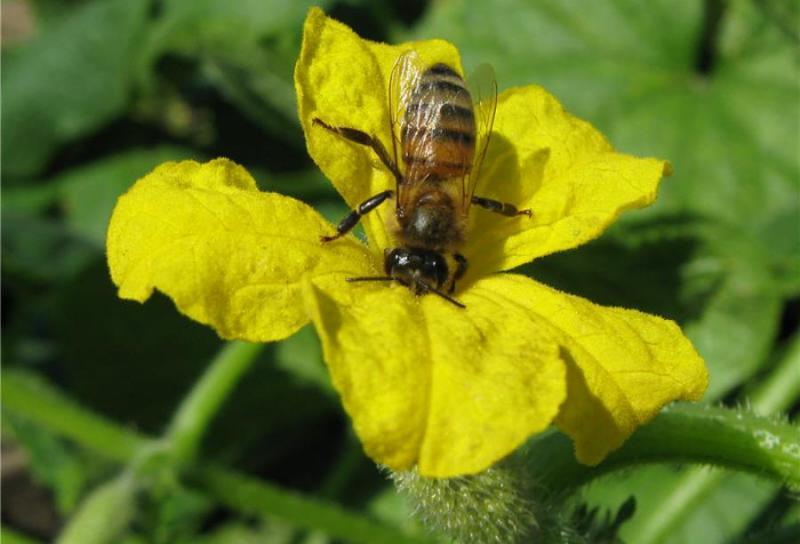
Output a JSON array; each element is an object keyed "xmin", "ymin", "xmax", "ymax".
[{"xmin": 424, "ymin": 284, "xmax": 466, "ymax": 309}]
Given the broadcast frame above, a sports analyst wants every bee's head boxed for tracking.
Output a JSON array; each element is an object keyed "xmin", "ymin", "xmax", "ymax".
[{"xmin": 384, "ymin": 247, "xmax": 449, "ymax": 295}]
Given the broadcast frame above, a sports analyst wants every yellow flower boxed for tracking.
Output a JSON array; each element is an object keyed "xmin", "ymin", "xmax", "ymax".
[{"xmin": 106, "ymin": 8, "xmax": 707, "ymax": 478}]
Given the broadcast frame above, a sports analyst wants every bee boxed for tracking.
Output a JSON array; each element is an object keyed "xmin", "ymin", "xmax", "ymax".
[{"xmin": 315, "ymin": 51, "xmax": 530, "ymax": 308}]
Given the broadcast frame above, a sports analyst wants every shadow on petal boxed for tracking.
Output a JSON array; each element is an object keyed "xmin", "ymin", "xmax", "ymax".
[
  {"xmin": 555, "ymin": 347, "xmax": 631, "ymax": 466},
  {"xmin": 463, "ymin": 133, "xmax": 552, "ymax": 283}
]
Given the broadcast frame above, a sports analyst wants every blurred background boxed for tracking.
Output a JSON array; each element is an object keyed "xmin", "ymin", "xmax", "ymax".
[{"xmin": 2, "ymin": 1, "xmax": 798, "ymax": 543}]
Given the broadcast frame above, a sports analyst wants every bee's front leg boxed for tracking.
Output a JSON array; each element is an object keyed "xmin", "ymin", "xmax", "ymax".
[
  {"xmin": 449, "ymin": 253, "xmax": 468, "ymax": 294},
  {"xmin": 321, "ymin": 190, "xmax": 394, "ymax": 242}
]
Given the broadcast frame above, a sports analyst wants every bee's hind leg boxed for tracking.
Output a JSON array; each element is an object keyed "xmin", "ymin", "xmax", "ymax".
[
  {"xmin": 449, "ymin": 253, "xmax": 468, "ymax": 294},
  {"xmin": 312, "ymin": 118, "xmax": 401, "ymax": 182},
  {"xmin": 471, "ymin": 196, "xmax": 532, "ymax": 217}
]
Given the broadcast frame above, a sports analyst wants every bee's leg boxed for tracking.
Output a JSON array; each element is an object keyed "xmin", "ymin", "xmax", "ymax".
[
  {"xmin": 471, "ymin": 196, "xmax": 532, "ymax": 217},
  {"xmin": 321, "ymin": 190, "xmax": 394, "ymax": 242},
  {"xmin": 449, "ymin": 253, "xmax": 468, "ymax": 294},
  {"xmin": 312, "ymin": 119, "xmax": 402, "ymax": 183}
]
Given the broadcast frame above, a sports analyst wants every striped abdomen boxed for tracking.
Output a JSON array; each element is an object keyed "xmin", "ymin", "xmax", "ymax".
[{"xmin": 402, "ymin": 64, "xmax": 475, "ymax": 180}]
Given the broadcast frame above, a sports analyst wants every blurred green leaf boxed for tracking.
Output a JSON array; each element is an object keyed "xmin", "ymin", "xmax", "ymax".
[
  {"xmin": 410, "ymin": 0, "xmax": 798, "ymax": 230},
  {"xmin": 175, "ymin": 521, "xmax": 275, "ymax": 544},
  {"xmin": 1, "ymin": 526, "xmax": 44, "ymax": 544},
  {"xmin": 368, "ymin": 487, "xmax": 424, "ymax": 537},
  {"xmin": 584, "ymin": 468, "xmax": 777, "ymax": 544},
  {"xmin": 139, "ymin": 482, "xmax": 212, "ymax": 544},
  {"xmin": 147, "ymin": 0, "xmax": 324, "ymax": 57},
  {"xmin": 3, "ymin": 414, "xmax": 106, "ymax": 515},
  {"xmin": 2, "ymin": 0, "xmax": 152, "ymax": 179},
  {"xmin": 54, "ymin": 261, "xmax": 222, "ymax": 434},
  {"xmin": 2, "ymin": 213, "xmax": 99, "ymax": 283},
  {"xmin": 138, "ymin": 0, "xmax": 331, "ymax": 139},
  {"xmin": 682, "ymin": 225, "xmax": 783, "ymax": 398},
  {"xmin": 274, "ymin": 325, "xmax": 332, "ymax": 397}
]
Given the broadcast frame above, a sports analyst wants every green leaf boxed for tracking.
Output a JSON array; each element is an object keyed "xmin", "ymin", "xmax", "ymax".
[
  {"xmin": 2, "ymin": 213, "xmax": 99, "ymax": 283},
  {"xmin": 584, "ymin": 468, "xmax": 777, "ymax": 544},
  {"xmin": 2, "ymin": 0, "xmax": 152, "ymax": 179},
  {"xmin": 274, "ymin": 325, "xmax": 332, "ymax": 397},
  {"xmin": 138, "ymin": 0, "xmax": 332, "ymax": 138},
  {"xmin": 3, "ymin": 414, "xmax": 104, "ymax": 515},
  {"xmin": 411, "ymin": 0, "xmax": 798, "ymax": 238},
  {"xmin": 52, "ymin": 261, "xmax": 223, "ymax": 435},
  {"xmin": 147, "ymin": 0, "xmax": 326, "ymax": 57},
  {"xmin": 1, "ymin": 526, "xmax": 43, "ymax": 544}
]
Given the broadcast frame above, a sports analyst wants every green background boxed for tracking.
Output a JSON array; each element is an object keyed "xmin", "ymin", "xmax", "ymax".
[{"xmin": 2, "ymin": 0, "xmax": 798, "ymax": 542}]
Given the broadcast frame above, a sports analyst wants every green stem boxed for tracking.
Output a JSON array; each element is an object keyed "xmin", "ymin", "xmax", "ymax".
[
  {"xmin": 166, "ymin": 341, "xmax": 263, "ymax": 464},
  {"xmin": 1, "ymin": 370, "xmax": 148, "ymax": 462},
  {"xmin": 528, "ymin": 403, "xmax": 800, "ymax": 492},
  {"xmin": 1, "ymin": 370, "xmax": 432, "ymax": 544},
  {"xmin": 189, "ymin": 465, "xmax": 437, "ymax": 544}
]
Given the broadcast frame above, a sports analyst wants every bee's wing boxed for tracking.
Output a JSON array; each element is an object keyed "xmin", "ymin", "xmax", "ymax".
[
  {"xmin": 464, "ymin": 63, "xmax": 498, "ymax": 212},
  {"xmin": 389, "ymin": 50, "xmax": 426, "ymax": 208}
]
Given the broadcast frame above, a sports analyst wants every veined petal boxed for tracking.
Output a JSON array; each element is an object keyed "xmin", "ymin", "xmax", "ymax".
[
  {"xmin": 295, "ymin": 7, "xmax": 460, "ymax": 251},
  {"xmin": 107, "ymin": 159, "xmax": 374, "ymax": 342},
  {"xmin": 482, "ymin": 274, "xmax": 708, "ymax": 464},
  {"xmin": 465, "ymin": 86, "xmax": 670, "ymax": 275},
  {"xmin": 303, "ymin": 275, "xmax": 566, "ymax": 477}
]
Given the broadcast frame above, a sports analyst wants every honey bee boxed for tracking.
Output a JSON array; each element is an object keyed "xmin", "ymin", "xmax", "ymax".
[{"xmin": 315, "ymin": 51, "xmax": 530, "ymax": 308}]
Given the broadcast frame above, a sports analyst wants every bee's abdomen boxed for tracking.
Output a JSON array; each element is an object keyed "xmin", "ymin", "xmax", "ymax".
[{"xmin": 402, "ymin": 64, "xmax": 475, "ymax": 179}]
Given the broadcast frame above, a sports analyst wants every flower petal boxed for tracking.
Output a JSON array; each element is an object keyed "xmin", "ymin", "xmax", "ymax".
[
  {"xmin": 482, "ymin": 274, "xmax": 708, "ymax": 464},
  {"xmin": 465, "ymin": 86, "xmax": 670, "ymax": 276},
  {"xmin": 303, "ymin": 274, "xmax": 566, "ymax": 477},
  {"xmin": 295, "ymin": 7, "xmax": 460, "ymax": 251},
  {"xmin": 107, "ymin": 159, "xmax": 374, "ymax": 342}
]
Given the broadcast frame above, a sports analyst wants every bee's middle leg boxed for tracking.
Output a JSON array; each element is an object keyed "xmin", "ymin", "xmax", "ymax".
[
  {"xmin": 471, "ymin": 196, "xmax": 532, "ymax": 217},
  {"xmin": 312, "ymin": 118, "xmax": 401, "ymax": 182},
  {"xmin": 321, "ymin": 190, "xmax": 394, "ymax": 242}
]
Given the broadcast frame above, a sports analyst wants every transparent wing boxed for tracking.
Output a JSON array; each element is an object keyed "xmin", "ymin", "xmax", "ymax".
[
  {"xmin": 388, "ymin": 50, "xmax": 424, "ymax": 190},
  {"xmin": 464, "ymin": 63, "xmax": 498, "ymax": 211}
]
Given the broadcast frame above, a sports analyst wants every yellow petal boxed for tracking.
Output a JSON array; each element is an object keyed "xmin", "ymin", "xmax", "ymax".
[
  {"xmin": 107, "ymin": 159, "xmax": 374, "ymax": 342},
  {"xmin": 485, "ymin": 275, "xmax": 708, "ymax": 464},
  {"xmin": 465, "ymin": 86, "xmax": 670, "ymax": 276},
  {"xmin": 303, "ymin": 274, "xmax": 566, "ymax": 477},
  {"xmin": 295, "ymin": 7, "xmax": 460, "ymax": 252}
]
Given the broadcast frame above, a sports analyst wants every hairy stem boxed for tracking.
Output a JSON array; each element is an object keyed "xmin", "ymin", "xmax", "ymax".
[
  {"xmin": 1, "ymin": 370, "xmax": 148, "ymax": 462},
  {"xmin": 527, "ymin": 403, "xmax": 800, "ymax": 492}
]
